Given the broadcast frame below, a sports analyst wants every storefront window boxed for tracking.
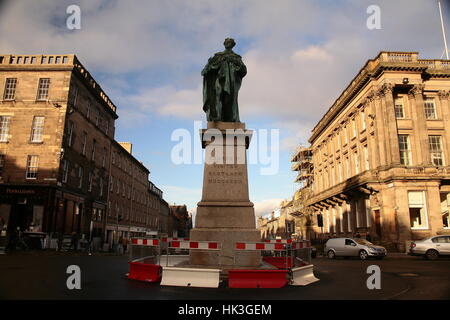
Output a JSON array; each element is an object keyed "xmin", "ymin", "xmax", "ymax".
[
  {"xmin": 32, "ymin": 205, "xmax": 43, "ymax": 232},
  {"xmin": 408, "ymin": 191, "xmax": 428, "ymax": 229}
]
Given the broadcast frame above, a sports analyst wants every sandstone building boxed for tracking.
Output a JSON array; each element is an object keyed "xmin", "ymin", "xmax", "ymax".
[
  {"xmin": 0, "ymin": 54, "xmax": 170, "ymax": 248},
  {"xmin": 293, "ymin": 52, "xmax": 450, "ymax": 251}
]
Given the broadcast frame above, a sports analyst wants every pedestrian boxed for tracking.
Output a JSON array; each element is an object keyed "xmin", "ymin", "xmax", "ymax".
[
  {"xmin": 355, "ymin": 232, "xmax": 361, "ymax": 238},
  {"xmin": 366, "ymin": 233, "xmax": 372, "ymax": 242}
]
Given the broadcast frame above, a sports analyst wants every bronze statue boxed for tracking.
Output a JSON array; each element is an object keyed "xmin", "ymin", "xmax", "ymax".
[{"xmin": 202, "ymin": 38, "xmax": 247, "ymax": 122}]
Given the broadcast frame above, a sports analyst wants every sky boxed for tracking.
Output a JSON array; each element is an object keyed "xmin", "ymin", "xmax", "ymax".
[{"xmin": 0, "ymin": 0, "xmax": 449, "ymax": 221}]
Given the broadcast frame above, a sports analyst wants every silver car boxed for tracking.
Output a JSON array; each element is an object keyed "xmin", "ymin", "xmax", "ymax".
[
  {"xmin": 409, "ymin": 235, "xmax": 450, "ymax": 260},
  {"xmin": 325, "ymin": 237, "xmax": 387, "ymax": 260}
]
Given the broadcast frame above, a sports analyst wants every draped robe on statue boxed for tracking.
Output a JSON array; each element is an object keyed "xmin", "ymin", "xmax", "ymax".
[{"xmin": 202, "ymin": 50, "xmax": 247, "ymax": 122}]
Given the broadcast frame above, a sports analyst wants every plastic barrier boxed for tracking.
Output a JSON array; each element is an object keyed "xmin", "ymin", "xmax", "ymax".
[
  {"xmin": 128, "ymin": 261, "xmax": 162, "ymax": 283},
  {"xmin": 160, "ymin": 240, "xmax": 222, "ymax": 288},
  {"xmin": 231, "ymin": 241, "xmax": 290, "ymax": 288},
  {"xmin": 163, "ymin": 255, "xmax": 190, "ymax": 267},
  {"xmin": 262, "ymin": 256, "xmax": 293, "ymax": 269},
  {"xmin": 228, "ymin": 269, "xmax": 289, "ymax": 288},
  {"xmin": 264, "ymin": 239, "xmax": 293, "ymax": 244},
  {"xmin": 160, "ymin": 237, "xmax": 190, "ymax": 242},
  {"xmin": 160, "ymin": 267, "xmax": 221, "ymax": 288},
  {"xmin": 291, "ymin": 264, "xmax": 320, "ymax": 286},
  {"xmin": 128, "ymin": 238, "xmax": 161, "ymax": 283}
]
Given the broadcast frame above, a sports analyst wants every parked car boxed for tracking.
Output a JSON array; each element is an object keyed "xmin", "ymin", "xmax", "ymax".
[
  {"xmin": 325, "ymin": 237, "xmax": 387, "ymax": 260},
  {"xmin": 409, "ymin": 235, "xmax": 450, "ymax": 260}
]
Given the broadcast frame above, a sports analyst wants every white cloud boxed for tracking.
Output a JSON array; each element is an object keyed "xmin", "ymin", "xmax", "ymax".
[{"xmin": 253, "ymin": 198, "xmax": 285, "ymax": 217}]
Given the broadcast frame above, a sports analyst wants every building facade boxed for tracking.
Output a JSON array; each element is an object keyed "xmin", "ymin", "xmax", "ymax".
[
  {"xmin": 168, "ymin": 205, "xmax": 192, "ymax": 238},
  {"xmin": 0, "ymin": 54, "xmax": 169, "ymax": 249},
  {"xmin": 298, "ymin": 52, "xmax": 450, "ymax": 251},
  {"xmin": 257, "ymin": 200, "xmax": 296, "ymax": 240}
]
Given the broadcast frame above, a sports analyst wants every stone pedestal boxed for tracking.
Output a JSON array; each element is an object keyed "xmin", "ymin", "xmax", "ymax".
[{"xmin": 190, "ymin": 121, "xmax": 261, "ymax": 267}]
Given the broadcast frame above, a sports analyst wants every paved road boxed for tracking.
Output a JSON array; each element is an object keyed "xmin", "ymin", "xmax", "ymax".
[{"xmin": 0, "ymin": 252, "xmax": 449, "ymax": 299}]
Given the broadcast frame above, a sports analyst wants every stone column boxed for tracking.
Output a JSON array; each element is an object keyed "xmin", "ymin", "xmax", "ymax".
[
  {"xmin": 379, "ymin": 83, "xmax": 401, "ymax": 165},
  {"xmin": 190, "ymin": 121, "xmax": 260, "ymax": 268},
  {"xmin": 408, "ymin": 84, "xmax": 430, "ymax": 165},
  {"xmin": 371, "ymin": 90, "xmax": 388, "ymax": 167},
  {"xmin": 438, "ymin": 90, "xmax": 450, "ymax": 163},
  {"xmin": 364, "ymin": 96, "xmax": 380, "ymax": 170}
]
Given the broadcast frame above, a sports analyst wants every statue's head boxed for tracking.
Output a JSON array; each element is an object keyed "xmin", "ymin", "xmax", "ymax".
[{"xmin": 223, "ymin": 38, "xmax": 236, "ymax": 50}]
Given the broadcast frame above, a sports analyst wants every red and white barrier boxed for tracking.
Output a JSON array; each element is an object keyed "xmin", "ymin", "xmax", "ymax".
[
  {"xmin": 235, "ymin": 242, "xmax": 287, "ymax": 251},
  {"xmin": 264, "ymin": 239, "xmax": 293, "ymax": 244},
  {"xmin": 290, "ymin": 241, "xmax": 311, "ymax": 249},
  {"xmin": 131, "ymin": 238, "xmax": 159, "ymax": 246},
  {"xmin": 168, "ymin": 240, "xmax": 221, "ymax": 250},
  {"xmin": 160, "ymin": 237, "xmax": 189, "ymax": 243}
]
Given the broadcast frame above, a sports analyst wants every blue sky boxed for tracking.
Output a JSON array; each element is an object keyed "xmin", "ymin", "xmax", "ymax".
[{"xmin": 0, "ymin": 0, "xmax": 449, "ymax": 219}]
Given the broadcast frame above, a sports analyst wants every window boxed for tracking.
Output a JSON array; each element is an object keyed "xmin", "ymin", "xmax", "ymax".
[
  {"xmin": 78, "ymin": 166, "xmax": 83, "ymax": 189},
  {"xmin": 88, "ymin": 171, "xmax": 93, "ymax": 192},
  {"xmin": 96, "ymin": 109, "xmax": 100, "ymax": 126},
  {"xmin": 398, "ymin": 135, "xmax": 412, "ymax": 165},
  {"xmin": 81, "ymin": 131, "xmax": 87, "ymax": 155},
  {"xmin": 86, "ymin": 101, "xmax": 91, "ymax": 119},
  {"xmin": 429, "ymin": 135, "xmax": 444, "ymax": 166},
  {"xmin": 394, "ymin": 97, "xmax": 405, "ymax": 119},
  {"xmin": 338, "ymin": 162, "xmax": 343, "ymax": 182},
  {"xmin": 3, "ymin": 78, "xmax": 17, "ymax": 100},
  {"xmin": 0, "ymin": 116, "xmax": 11, "ymax": 142},
  {"xmin": 345, "ymin": 239, "xmax": 356, "ymax": 246},
  {"xmin": 0, "ymin": 154, "xmax": 4, "ymax": 177},
  {"xmin": 424, "ymin": 98, "xmax": 437, "ymax": 119},
  {"xmin": 432, "ymin": 236, "xmax": 450, "ymax": 243},
  {"xmin": 67, "ymin": 121, "xmax": 74, "ymax": 147},
  {"xmin": 106, "ymin": 121, "xmax": 109, "ymax": 135},
  {"xmin": 62, "ymin": 160, "xmax": 69, "ymax": 183},
  {"xmin": 441, "ymin": 193, "xmax": 450, "ymax": 229},
  {"xmin": 36, "ymin": 78, "xmax": 50, "ymax": 100},
  {"xmin": 26, "ymin": 155, "xmax": 39, "ymax": 179},
  {"xmin": 344, "ymin": 126, "xmax": 348, "ymax": 144},
  {"xmin": 444, "ymin": 211, "xmax": 450, "ymax": 229},
  {"xmin": 30, "ymin": 116, "xmax": 45, "ymax": 142},
  {"xmin": 363, "ymin": 145, "xmax": 370, "ymax": 171},
  {"xmin": 91, "ymin": 139, "xmax": 96, "ymax": 161},
  {"xmin": 352, "ymin": 119, "xmax": 357, "ymax": 138},
  {"xmin": 361, "ymin": 110, "xmax": 366, "ymax": 131},
  {"xmin": 365, "ymin": 199, "xmax": 372, "ymax": 227},
  {"xmin": 345, "ymin": 157, "xmax": 350, "ymax": 179},
  {"xmin": 73, "ymin": 87, "xmax": 78, "ymax": 106},
  {"xmin": 110, "ymin": 176, "xmax": 114, "ymax": 192},
  {"xmin": 408, "ymin": 191, "xmax": 428, "ymax": 229},
  {"xmin": 353, "ymin": 151, "xmax": 360, "ymax": 174},
  {"xmin": 100, "ymin": 177, "xmax": 104, "ymax": 197},
  {"xmin": 102, "ymin": 148, "xmax": 107, "ymax": 168}
]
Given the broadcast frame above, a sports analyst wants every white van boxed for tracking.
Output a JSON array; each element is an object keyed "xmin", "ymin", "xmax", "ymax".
[{"xmin": 324, "ymin": 238, "xmax": 387, "ymax": 260}]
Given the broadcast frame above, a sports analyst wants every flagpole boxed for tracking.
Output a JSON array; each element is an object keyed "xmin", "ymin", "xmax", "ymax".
[{"xmin": 438, "ymin": 0, "xmax": 449, "ymax": 60}]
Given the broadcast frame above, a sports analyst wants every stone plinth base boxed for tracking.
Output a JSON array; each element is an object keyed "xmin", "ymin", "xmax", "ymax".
[
  {"xmin": 189, "ymin": 121, "xmax": 261, "ymax": 268},
  {"xmin": 190, "ymin": 227, "xmax": 261, "ymax": 267}
]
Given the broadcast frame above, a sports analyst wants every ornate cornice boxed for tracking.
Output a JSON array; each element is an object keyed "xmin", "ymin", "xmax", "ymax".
[
  {"xmin": 408, "ymin": 84, "xmax": 425, "ymax": 97},
  {"xmin": 438, "ymin": 90, "xmax": 450, "ymax": 99},
  {"xmin": 378, "ymin": 83, "xmax": 394, "ymax": 96}
]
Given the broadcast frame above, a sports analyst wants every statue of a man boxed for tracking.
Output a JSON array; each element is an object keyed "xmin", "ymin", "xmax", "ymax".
[{"xmin": 202, "ymin": 38, "xmax": 247, "ymax": 122}]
